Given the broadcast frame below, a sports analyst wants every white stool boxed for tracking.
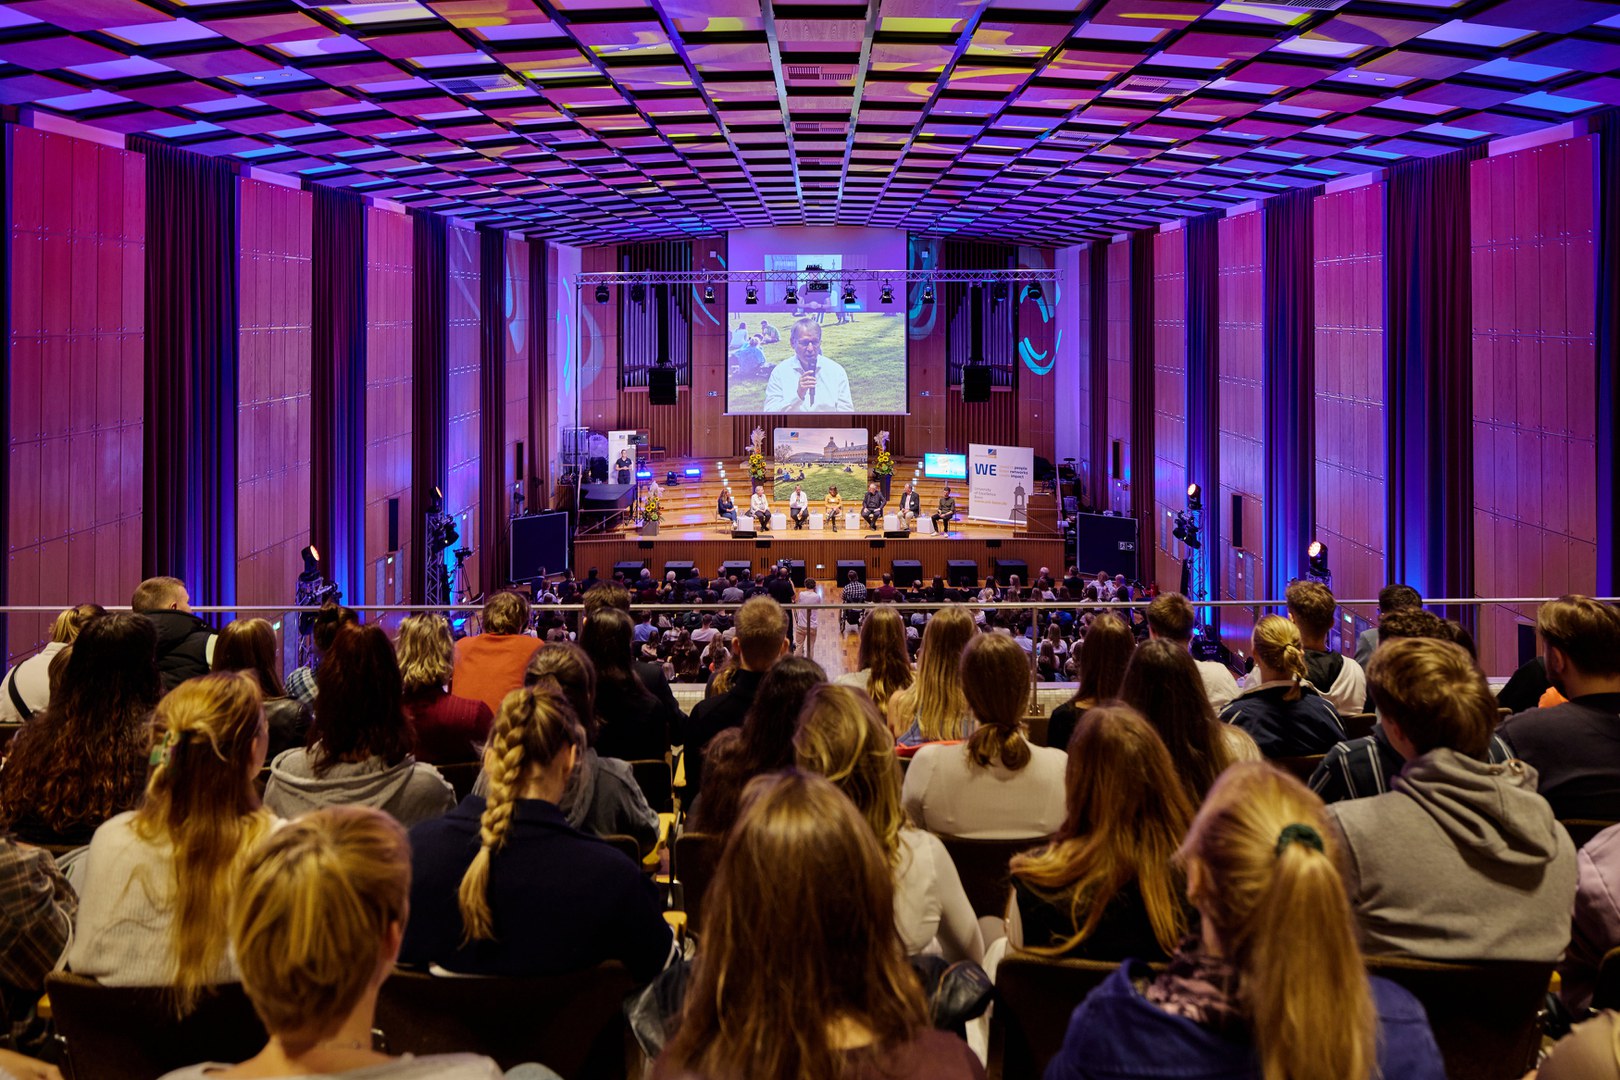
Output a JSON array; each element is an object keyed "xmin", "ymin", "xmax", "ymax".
[
  {"xmin": 882, "ymin": 513, "xmax": 899, "ymax": 533},
  {"xmin": 916, "ymin": 516, "xmax": 934, "ymax": 535},
  {"xmin": 770, "ymin": 512, "xmax": 786, "ymax": 531},
  {"xmin": 809, "ymin": 512, "xmax": 824, "ymax": 530},
  {"xmin": 845, "ymin": 512, "xmax": 860, "ymax": 531}
]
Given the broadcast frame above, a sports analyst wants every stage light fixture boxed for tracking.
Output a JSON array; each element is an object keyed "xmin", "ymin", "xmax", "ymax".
[
  {"xmin": 842, "ymin": 283, "xmax": 857, "ymax": 304},
  {"xmin": 745, "ymin": 282, "xmax": 758, "ymax": 304},
  {"xmin": 991, "ymin": 281, "xmax": 1008, "ymax": 303},
  {"xmin": 784, "ymin": 285, "xmax": 799, "ymax": 304},
  {"xmin": 594, "ymin": 284, "xmax": 609, "ymax": 304},
  {"xmin": 1308, "ymin": 540, "xmax": 1330, "ymax": 577},
  {"xmin": 630, "ymin": 283, "xmax": 646, "ymax": 304},
  {"xmin": 880, "ymin": 282, "xmax": 894, "ymax": 304},
  {"xmin": 299, "ymin": 545, "xmax": 321, "ymax": 573},
  {"xmin": 1027, "ymin": 282, "xmax": 1043, "ymax": 300},
  {"xmin": 921, "ymin": 283, "xmax": 934, "ymax": 304},
  {"xmin": 1187, "ymin": 482, "xmax": 1202, "ymax": 510},
  {"xmin": 702, "ymin": 282, "xmax": 715, "ymax": 303}
]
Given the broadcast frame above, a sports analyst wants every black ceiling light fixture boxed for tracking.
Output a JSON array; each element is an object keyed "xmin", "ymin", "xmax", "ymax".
[{"xmin": 594, "ymin": 283, "xmax": 609, "ymax": 304}]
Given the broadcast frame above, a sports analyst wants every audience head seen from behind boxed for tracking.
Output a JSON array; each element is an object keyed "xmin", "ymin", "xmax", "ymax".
[
  {"xmin": 854, "ymin": 606, "xmax": 913, "ymax": 716},
  {"xmin": 1072, "ymin": 613, "xmax": 1134, "ymax": 708},
  {"xmin": 733, "ymin": 596, "xmax": 790, "ymax": 672},
  {"xmin": 1538, "ymin": 594, "xmax": 1620, "ymax": 698},
  {"xmin": 1378, "ymin": 584, "xmax": 1423, "ymax": 616},
  {"xmin": 960, "ymin": 631, "xmax": 1032, "ymax": 774},
  {"xmin": 692, "ymin": 656, "xmax": 826, "ymax": 835},
  {"xmin": 1120, "ymin": 639, "xmax": 1230, "ymax": 803},
  {"xmin": 1366, "ymin": 637, "xmax": 1493, "ymax": 761},
  {"xmin": 524, "ymin": 641, "xmax": 598, "ymax": 743},
  {"xmin": 131, "ymin": 576, "xmax": 192, "ymax": 614},
  {"xmin": 793, "ymin": 685, "xmax": 904, "ymax": 864},
  {"xmin": 308, "ymin": 626, "xmax": 411, "ymax": 775},
  {"xmin": 1284, "ymin": 580, "xmax": 1337, "ymax": 648},
  {"xmin": 892, "ymin": 604, "xmax": 975, "ymax": 743},
  {"xmin": 480, "ymin": 591, "xmax": 530, "ymax": 637},
  {"xmin": 50, "ymin": 602, "xmax": 105, "ymax": 645},
  {"xmin": 1145, "ymin": 593, "xmax": 1197, "ymax": 644},
  {"xmin": 394, "ymin": 614, "xmax": 455, "ymax": 697},
  {"xmin": 1250, "ymin": 614, "xmax": 1309, "ymax": 701},
  {"xmin": 212, "ymin": 619, "xmax": 286, "ymax": 698}
]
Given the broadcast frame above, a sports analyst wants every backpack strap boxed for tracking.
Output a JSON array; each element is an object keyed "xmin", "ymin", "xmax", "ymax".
[{"xmin": 5, "ymin": 668, "xmax": 34, "ymax": 722}]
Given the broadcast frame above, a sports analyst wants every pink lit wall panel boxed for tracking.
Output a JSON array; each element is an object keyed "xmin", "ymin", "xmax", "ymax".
[
  {"xmin": 445, "ymin": 225, "xmax": 481, "ymax": 591},
  {"xmin": 1217, "ymin": 210, "xmax": 1264, "ymax": 654},
  {"xmin": 1105, "ymin": 241, "xmax": 1131, "ymax": 515},
  {"xmin": 8, "ymin": 127, "xmax": 144, "ymax": 661},
  {"xmin": 1152, "ymin": 228, "xmax": 1188, "ymax": 593},
  {"xmin": 364, "ymin": 206, "xmax": 412, "ymax": 604},
  {"xmin": 504, "ymin": 236, "xmax": 529, "ymax": 524},
  {"xmin": 1073, "ymin": 249, "xmax": 1092, "ymax": 501}
]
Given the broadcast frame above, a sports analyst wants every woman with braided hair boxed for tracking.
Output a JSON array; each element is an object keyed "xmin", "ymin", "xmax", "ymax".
[{"xmin": 400, "ymin": 684, "xmax": 672, "ymax": 980}]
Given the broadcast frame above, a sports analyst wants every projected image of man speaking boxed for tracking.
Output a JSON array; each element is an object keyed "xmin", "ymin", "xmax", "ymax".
[{"xmin": 762, "ymin": 319, "xmax": 854, "ymax": 413}]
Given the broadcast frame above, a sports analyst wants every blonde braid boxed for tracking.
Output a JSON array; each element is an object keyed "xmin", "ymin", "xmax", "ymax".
[{"xmin": 457, "ymin": 693, "xmax": 533, "ymax": 943}]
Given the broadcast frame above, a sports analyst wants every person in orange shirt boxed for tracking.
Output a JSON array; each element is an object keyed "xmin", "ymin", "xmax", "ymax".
[{"xmin": 449, "ymin": 591, "xmax": 542, "ymax": 717}]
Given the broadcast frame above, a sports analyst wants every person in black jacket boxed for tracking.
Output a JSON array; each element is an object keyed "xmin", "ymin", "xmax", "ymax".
[
  {"xmin": 581, "ymin": 582, "xmax": 685, "ymax": 744},
  {"xmin": 132, "ymin": 576, "xmax": 215, "ymax": 693},
  {"xmin": 861, "ymin": 483, "xmax": 886, "ymax": 530},
  {"xmin": 684, "ymin": 597, "xmax": 789, "ymax": 795}
]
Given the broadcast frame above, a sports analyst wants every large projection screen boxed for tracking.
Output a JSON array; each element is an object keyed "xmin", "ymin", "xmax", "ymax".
[{"xmin": 725, "ymin": 227, "xmax": 908, "ymax": 415}]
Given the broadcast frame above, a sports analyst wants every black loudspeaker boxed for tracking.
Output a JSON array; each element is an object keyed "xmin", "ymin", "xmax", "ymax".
[
  {"xmin": 946, "ymin": 560, "xmax": 978, "ymax": 588},
  {"xmin": 386, "ymin": 497, "xmax": 400, "ymax": 553},
  {"xmin": 731, "ymin": 522, "xmax": 757, "ymax": 538},
  {"xmin": 883, "ymin": 529, "xmax": 910, "ymax": 539},
  {"xmin": 648, "ymin": 366, "xmax": 677, "ymax": 405},
  {"xmin": 836, "ymin": 559, "xmax": 867, "ymax": 585},
  {"xmin": 721, "ymin": 560, "xmax": 753, "ymax": 581},
  {"xmin": 614, "ymin": 560, "xmax": 648, "ymax": 580},
  {"xmin": 663, "ymin": 561, "xmax": 695, "ymax": 580},
  {"xmin": 991, "ymin": 558, "xmax": 1027, "ymax": 586},
  {"xmin": 1072, "ymin": 511, "xmax": 1139, "ymax": 580},
  {"xmin": 892, "ymin": 560, "xmax": 923, "ymax": 587},
  {"xmin": 510, "ymin": 511, "xmax": 571, "ymax": 584},
  {"xmin": 1111, "ymin": 440, "xmax": 1123, "ymax": 480},
  {"xmin": 787, "ymin": 560, "xmax": 806, "ymax": 587},
  {"xmin": 963, "ymin": 364, "xmax": 992, "ymax": 403},
  {"xmin": 514, "ymin": 441, "xmax": 524, "ymax": 489},
  {"xmin": 1231, "ymin": 494, "xmax": 1245, "ymax": 549}
]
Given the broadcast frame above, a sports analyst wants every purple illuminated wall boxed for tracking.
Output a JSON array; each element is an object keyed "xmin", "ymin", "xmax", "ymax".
[
  {"xmin": 1217, "ymin": 210, "xmax": 1264, "ymax": 655},
  {"xmin": 445, "ymin": 225, "xmax": 481, "ymax": 592},
  {"xmin": 1105, "ymin": 242, "xmax": 1131, "ymax": 515},
  {"xmin": 1152, "ymin": 228, "xmax": 1188, "ymax": 593},
  {"xmin": 365, "ymin": 206, "xmax": 413, "ymax": 605}
]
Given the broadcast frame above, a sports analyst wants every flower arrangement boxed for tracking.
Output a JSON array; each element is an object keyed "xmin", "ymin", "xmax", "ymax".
[
  {"xmin": 873, "ymin": 429, "xmax": 894, "ymax": 476},
  {"xmin": 643, "ymin": 492, "xmax": 662, "ymax": 523},
  {"xmin": 748, "ymin": 427, "xmax": 768, "ymax": 481}
]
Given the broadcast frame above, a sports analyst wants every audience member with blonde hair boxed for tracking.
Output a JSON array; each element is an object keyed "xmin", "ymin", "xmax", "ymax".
[
  {"xmin": 1251, "ymin": 579, "xmax": 1367, "ymax": 716},
  {"xmin": 158, "ymin": 806, "xmax": 506, "ymax": 1079},
  {"xmin": 1045, "ymin": 612, "xmax": 1133, "ymax": 751},
  {"xmin": 212, "ymin": 617, "xmax": 311, "ymax": 757},
  {"xmin": 1120, "ymin": 639, "xmax": 1257, "ymax": 805},
  {"xmin": 1007, "ymin": 704, "xmax": 1194, "ymax": 962},
  {"xmin": 887, "ymin": 605, "xmax": 976, "ymax": 746},
  {"xmin": 794, "ymin": 685, "xmax": 983, "ymax": 963},
  {"xmin": 1045, "ymin": 763, "xmax": 1444, "ymax": 1080},
  {"xmin": 0, "ymin": 602, "xmax": 103, "ymax": 723},
  {"xmin": 901, "ymin": 631, "xmax": 1066, "ymax": 839},
  {"xmin": 70, "ymin": 673, "xmax": 275, "ymax": 1011},
  {"xmin": 450, "ymin": 591, "xmax": 541, "ymax": 718},
  {"xmin": 834, "ymin": 606, "xmax": 913, "ymax": 717},
  {"xmin": 1219, "ymin": 614, "xmax": 1346, "ymax": 758},
  {"xmin": 395, "ymin": 614, "xmax": 493, "ymax": 766},
  {"xmin": 1328, "ymin": 637, "xmax": 1576, "ymax": 962},
  {"xmin": 401, "ymin": 685, "xmax": 670, "ymax": 980},
  {"xmin": 654, "ymin": 771, "xmax": 983, "ymax": 1080},
  {"xmin": 264, "ymin": 626, "xmax": 453, "ymax": 828}
]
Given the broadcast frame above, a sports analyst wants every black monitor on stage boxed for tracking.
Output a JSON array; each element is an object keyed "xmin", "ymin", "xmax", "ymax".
[
  {"xmin": 892, "ymin": 560, "xmax": 923, "ymax": 587},
  {"xmin": 720, "ymin": 559, "xmax": 753, "ymax": 581},
  {"xmin": 991, "ymin": 558, "xmax": 1027, "ymax": 586},
  {"xmin": 663, "ymin": 561, "xmax": 696, "ymax": 581},
  {"xmin": 1072, "ymin": 512, "xmax": 1140, "ymax": 580},
  {"xmin": 946, "ymin": 560, "xmax": 978, "ymax": 588},
  {"xmin": 614, "ymin": 560, "xmax": 647, "ymax": 581},
  {"xmin": 836, "ymin": 559, "xmax": 867, "ymax": 585}
]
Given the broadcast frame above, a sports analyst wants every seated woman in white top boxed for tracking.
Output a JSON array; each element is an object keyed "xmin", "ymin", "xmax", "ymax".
[
  {"xmin": 159, "ymin": 806, "xmax": 506, "ymax": 1080},
  {"xmin": 900, "ymin": 632, "xmax": 1067, "ymax": 839},
  {"xmin": 887, "ymin": 606, "xmax": 976, "ymax": 747},
  {"xmin": 69, "ymin": 672, "xmax": 276, "ymax": 1011},
  {"xmin": 794, "ymin": 685, "xmax": 983, "ymax": 964}
]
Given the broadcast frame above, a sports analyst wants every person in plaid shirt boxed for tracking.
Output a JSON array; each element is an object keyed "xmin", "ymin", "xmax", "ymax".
[{"xmin": 0, "ymin": 833, "xmax": 75, "ymax": 1069}]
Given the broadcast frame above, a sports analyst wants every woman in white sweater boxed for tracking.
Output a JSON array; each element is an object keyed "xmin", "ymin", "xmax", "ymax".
[
  {"xmin": 900, "ymin": 632, "xmax": 1066, "ymax": 839},
  {"xmin": 69, "ymin": 672, "xmax": 276, "ymax": 1010},
  {"xmin": 794, "ymin": 685, "xmax": 983, "ymax": 963}
]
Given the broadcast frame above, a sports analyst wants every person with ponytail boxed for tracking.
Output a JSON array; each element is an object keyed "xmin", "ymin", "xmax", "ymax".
[
  {"xmin": 400, "ymin": 685, "xmax": 671, "ymax": 981},
  {"xmin": 886, "ymin": 605, "xmax": 976, "ymax": 746},
  {"xmin": 901, "ymin": 632, "xmax": 1066, "ymax": 839},
  {"xmin": 1045, "ymin": 612, "xmax": 1134, "ymax": 751},
  {"xmin": 1045, "ymin": 763, "xmax": 1445, "ymax": 1080},
  {"xmin": 68, "ymin": 673, "xmax": 275, "ymax": 1012},
  {"xmin": 1218, "ymin": 615, "xmax": 1347, "ymax": 759},
  {"xmin": 835, "ymin": 605, "xmax": 914, "ymax": 718}
]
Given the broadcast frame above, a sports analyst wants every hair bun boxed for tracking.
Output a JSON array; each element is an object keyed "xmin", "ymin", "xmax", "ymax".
[{"xmin": 1275, "ymin": 822, "xmax": 1324, "ymax": 856}]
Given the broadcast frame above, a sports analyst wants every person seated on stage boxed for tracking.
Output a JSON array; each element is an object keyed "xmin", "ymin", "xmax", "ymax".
[
  {"xmin": 930, "ymin": 487, "xmax": 957, "ymax": 534},
  {"xmin": 897, "ymin": 482, "xmax": 921, "ymax": 532},
  {"xmin": 749, "ymin": 485, "xmax": 772, "ymax": 531},
  {"xmin": 861, "ymin": 482, "xmax": 886, "ymax": 531},
  {"xmin": 824, "ymin": 485, "xmax": 843, "ymax": 532},
  {"xmin": 717, "ymin": 486, "xmax": 737, "ymax": 525},
  {"xmin": 788, "ymin": 484, "xmax": 810, "ymax": 530}
]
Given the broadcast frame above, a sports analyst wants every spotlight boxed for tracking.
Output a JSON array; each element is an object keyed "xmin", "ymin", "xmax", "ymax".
[
  {"xmin": 630, "ymin": 283, "xmax": 646, "ymax": 304},
  {"xmin": 1308, "ymin": 540, "xmax": 1330, "ymax": 578},
  {"xmin": 745, "ymin": 282, "xmax": 758, "ymax": 304},
  {"xmin": 594, "ymin": 284, "xmax": 609, "ymax": 304},
  {"xmin": 1186, "ymin": 482, "xmax": 1202, "ymax": 511},
  {"xmin": 1172, "ymin": 512, "xmax": 1203, "ymax": 550},
  {"xmin": 784, "ymin": 285, "xmax": 799, "ymax": 304},
  {"xmin": 921, "ymin": 283, "xmax": 934, "ymax": 304},
  {"xmin": 1027, "ymin": 281, "xmax": 1043, "ymax": 300},
  {"xmin": 991, "ymin": 281, "xmax": 1008, "ymax": 303},
  {"xmin": 299, "ymin": 545, "xmax": 321, "ymax": 574},
  {"xmin": 842, "ymin": 283, "xmax": 857, "ymax": 304},
  {"xmin": 702, "ymin": 282, "xmax": 715, "ymax": 303},
  {"xmin": 880, "ymin": 281, "xmax": 894, "ymax": 304}
]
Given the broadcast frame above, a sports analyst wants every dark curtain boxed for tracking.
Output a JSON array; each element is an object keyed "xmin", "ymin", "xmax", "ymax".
[
  {"xmin": 478, "ymin": 228, "xmax": 509, "ymax": 594},
  {"xmin": 1185, "ymin": 213, "xmax": 1221, "ymax": 607},
  {"xmin": 527, "ymin": 239, "xmax": 548, "ymax": 513},
  {"xmin": 1386, "ymin": 147, "xmax": 1482, "ymax": 626},
  {"xmin": 1262, "ymin": 187, "xmax": 1319, "ymax": 597},
  {"xmin": 134, "ymin": 137, "xmax": 239, "ymax": 607},
  {"xmin": 1087, "ymin": 243, "xmax": 1109, "ymax": 510},
  {"xmin": 1596, "ymin": 110, "xmax": 1620, "ymax": 595},
  {"xmin": 311, "ymin": 187, "xmax": 367, "ymax": 604},
  {"xmin": 1128, "ymin": 232, "xmax": 1156, "ymax": 571},
  {"xmin": 410, "ymin": 212, "xmax": 449, "ymax": 604}
]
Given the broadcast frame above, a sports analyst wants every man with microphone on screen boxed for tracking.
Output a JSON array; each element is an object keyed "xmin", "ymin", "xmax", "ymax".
[{"xmin": 762, "ymin": 318, "xmax": 854, "ymax": 413}]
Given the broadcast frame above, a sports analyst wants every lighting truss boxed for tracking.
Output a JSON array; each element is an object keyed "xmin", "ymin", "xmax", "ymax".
[{"xmin": 573, "ymin": 268, "xmax": 1062, "ymax": 290}]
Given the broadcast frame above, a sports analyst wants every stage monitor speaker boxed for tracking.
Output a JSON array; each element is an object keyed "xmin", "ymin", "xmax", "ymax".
[
  {"xmin": 787, "ymin": 560, "xmax": 806, "ymax": 587},
  {"xmin": 1072, "ymin": 511, "xmax": 1139, "ymax": 581},
  {"xmin": 648, "ymin": 366, "xmax": 678, "ymax": 405},
  {"xmin": 1231, "ymin": 494, "xmax": 1245, "ymax": 549},
  {"xmin": 1111, "ymin": 440, "xmax": 1123, "ymax": 480},
  {"xmin": 614, "ymin": 560, "xmax": 648, "ymax": 581},
  {"xmin": 946, "ymin": 560, "xmax": 978, "ymax": 588},
  {"xmin": 386, "ymin": 497, "xmax": 400, "ymax": 553},
  {"xmin": 892, "ymin": 560, "xmax": 923, "ymax": 587},
  {"xmin": 883, "ymin": 529, "xmax": 910, "ymax": 539},
  {"xmin": 731, "ymin": 524, "xmax": 757, "ymax": 538},
  {"xmin": 836, "ymin": 559, "xmax": 867, "ymax": 585},
  {"xmin": 663, "ymin": 561, "xmax": 695, "ymax": 581},
  {"xmin": 510, "ymin": 511, "xmax": 571, "ymax": 585},
  {"xmin": 721, "ymin": 560, "xmax": 753, "ymax": 581},
  {"xmin": 962, "ymin": 364, "xmax": 992, "ymax": 403},
  {"xmin": 991, "ymin": 557, "xmax": 1027, "ymax": 586}
]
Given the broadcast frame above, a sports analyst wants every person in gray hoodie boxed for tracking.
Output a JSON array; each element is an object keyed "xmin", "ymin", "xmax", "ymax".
[
  {"xmin": 1327, "ymin": 636, "xmax": 1577, "ymax": 963},
  {"xmin": 264, "ymin": 625, "xmax": 454, "ymax": 828}
]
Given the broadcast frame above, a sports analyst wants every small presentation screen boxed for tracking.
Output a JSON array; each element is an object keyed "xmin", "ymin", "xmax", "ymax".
[
  {"xmin": 726, "ymin": 227, "xmax": 908, "ymax": 415},
  {"xmin": 924, "ymin": 453, "xmax": 967, "ymax": 480}
]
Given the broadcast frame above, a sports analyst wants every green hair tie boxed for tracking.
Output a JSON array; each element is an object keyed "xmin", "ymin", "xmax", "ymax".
[{"xmin": 1275, "ymin": 823, "xmax": 1324, "ymax": 857}]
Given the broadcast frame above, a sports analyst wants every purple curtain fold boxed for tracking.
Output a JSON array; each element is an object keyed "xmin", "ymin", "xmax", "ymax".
[
  {"xmin": 133, "ymin": 137, "xmax": 238, "ymax": 608},
  {"xmin": 410, "ymin": 211, "xmax": 449, "ymax": 604},
  {"xmin": 1128, "ymin": 231, "xmax": 1156, "ymax": 570},
  {"xmin": 527, "ymin": 239, "xmax": 547, "ymax": 513},
  {"xmin": 478, "ymin": 228, "xmax": 509, "ymax": 594},
  {"xmin": 311, "ymin": 186, "xmax": 367, "ymax": 605},
  {"xmin": 1386, "ymin": 147, "xmax": 1481, "ymax": 624},
  {"xmin": 1087, "ymin": 242, "xmax": 1109, "ymax": 510},
  {"xmin": 0, "ymin": 125, "xmax": 10, "ymax": 650},
  {"xmin": 1262, "ymin": 187, "xmax": 1319, "ymax": 598},
  {"xmin": 1596, "ymin": 110, "xmax": 1620, "ymax": 595},
  {"xmin": 1185, "ymin": 213, "xmax": 1221, "ymax": 610}
]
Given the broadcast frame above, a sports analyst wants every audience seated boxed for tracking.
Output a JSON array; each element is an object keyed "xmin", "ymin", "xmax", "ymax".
[
  {"xmin": 691, "ymin": 657, "xmax": 825, "ymax": 835},
  {"xmin": 0, "ymin": 833, "xmax": 75, "ymax": 1045},
  {"xmin": 69, "ymin": 673, "xmax": 274, "ymax": 1005},
  {"xmin": 1145, "ymin": 593, "xmax": 1238, "ymax": 711},
  {"xmin": 686, "ymin": 597, "xmax": 789, "ymax": 793},
  {"xmin": 450, "ymin": 592, "xmax": 543, "ymax": 718},
  {"xmin": 0, "ymin": 612, "xmax": 159, "ymax": 848},
  {"xmin": 212, "ymin": 618, "xmax": 311, "ymax": 758},
  {"xmin": 1006, "ymin": 704, "xmax": 1194, "ymax": 962},
  {"xmin": 1219, "ymin": 615, "xmax": 1347, "ymax": 758},
  {"xmin": 901, "ymin": 632, "xmax": 1066, "ymax": 839},
  {"xmin": 1560, "ymin": 822, "xmax": 1620, "ymax": 1013},
  {"xmin": 834, "ymin": 606, "xmax": 914, "ymax": 717},
  {"xmin": 395, "ymin": 615, "xmax": 493, "ymax": 767},
  {"xmin": 1354, "ymin": 583, "xmax": 1422, "ymax": 668},
  {"xmin": 794, "ymin": 685, "xmax": 983, "ymax": 964},
  {"xmin": 1045, "ymin": 763, "xmax": 1444, "ymax": 1080},
  {"xmin": 263, "ymin": 626, "xmax": 453, "ymax": 828},
  {"xmin": 1276, "ymin": 581, "xmax": 1366, "ymax": 716},
  {"xmin": 580, "ymin": 607, "xmax": 672, "ymax": 762},
  {"xmin": 1120, "ymin": 640, "xmax": 1258, "ymax": 805},
  {"xmin": 401, "ymin": 685, "xmax": 671, "ymax": 981},
  {"xmin": 1497, "ymin": 595, "xmax": 1620, "ymax": 821},
  {"xmin": 654, "ymin": 771, "xmax": 983, "ymax": 1080},
  {"xmin": 580, "ymin": 583, "xmax": 687, "ymax": 735},
  {"xmin": 0, "ymin": 603, "xmax": 102, "ymax": 723},
  {"xmin": 887, "ymin": 606, "xmax": 976, "ymax": 747},
  {"xmin": 133, "ymin": 577, "xmax": 217, "ymax": 693},
  {"xmin": 1044, "ymin": 613, "xmax": 1133, "ymax": 752},
  {"xmin": 1327, "ymin": 637, "xmax": 1576, "ymax": 962},
  {"xmin": 1538, "ymin": 1011, "xmax": 1620, "ymax": 1078},
  {"xmin": 285, "ymin": 604, "xmax": 358, "ymax": 709},
  {"xmin": 159, "ymin": 806, "xmax": 505, "ymax": 1079}
]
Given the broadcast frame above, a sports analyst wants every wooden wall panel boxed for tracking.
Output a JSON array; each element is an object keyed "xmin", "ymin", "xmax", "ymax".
[
  {"xmin": 1152, "ymin": 228, "xmax": 1188, "ymax": 592},
  {"xmin": 8, "ymin": 128, "xmax": 144, "ymax": 661},
  {"xmin": 1471, "ymin": 137, "xmax": 1599, "ymax": 675},
  {"xmin": 1218, "ymin": 210, "xmax": 1265, "ymax": 654},
  {"xmin": 364, "ymin": 206, "xmax": 412, "ymax": 605},
  {"xmin": 1104, "ymin": 242, "xmax": 1131, "ymax": 514},
  {"xmin": 1313, "ymin": 183, "xmax": 1386, "ymax": 629},
  {"xmin": 504, "ymin": 236, "xmax": 529, "ymax": 528},
  {"xmin": 445, "ymin": 225, "xmax": 481, "ymax": 591}
]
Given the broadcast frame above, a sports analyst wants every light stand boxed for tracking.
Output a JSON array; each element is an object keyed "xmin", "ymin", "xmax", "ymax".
[
  {"xmin": 424, "ymin": 487, "xmax": 458, "ymax": 607},
  {"xmin": 451, "ymin": 545, "xmax": 477, "ymax": 606},
  {"xmin": 1174, "ymin": 483, "xmax": 1209, "ymax": 630}
]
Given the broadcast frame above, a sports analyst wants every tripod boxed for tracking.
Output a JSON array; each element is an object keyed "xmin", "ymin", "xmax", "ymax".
[{"xmin": 452, "ymin": 546, "xmax": 478, "ymax": 606}]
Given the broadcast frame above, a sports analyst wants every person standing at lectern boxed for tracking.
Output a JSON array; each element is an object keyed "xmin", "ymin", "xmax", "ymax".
[
  {"xmin": 717, "ymin": 486, "xmax": 737, "ymax": 525},
  {"xmin": 761, "ymin": 319, "xmax": 855, "ymax": 413},
  {"xmin": 861, "ymin": 482, "xmax": 886, "ymax": 531},
  {"xmin": 931, "ymin": 487, "xmax": 957, "ymax": 534},
  {"xmin": 897, "ymin": 482, "xmax": 921, "ymax": 532},
  {"xmin": 750, "ymin": 485, "xmax": 772, "ymax": 531},
  {"xmin": 789, "ymin": 485, "xmax": 810, "ymax": 530},
  {"xmin": 615, "ymin": 449, "xmax": 632, "ymax": 485}
]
